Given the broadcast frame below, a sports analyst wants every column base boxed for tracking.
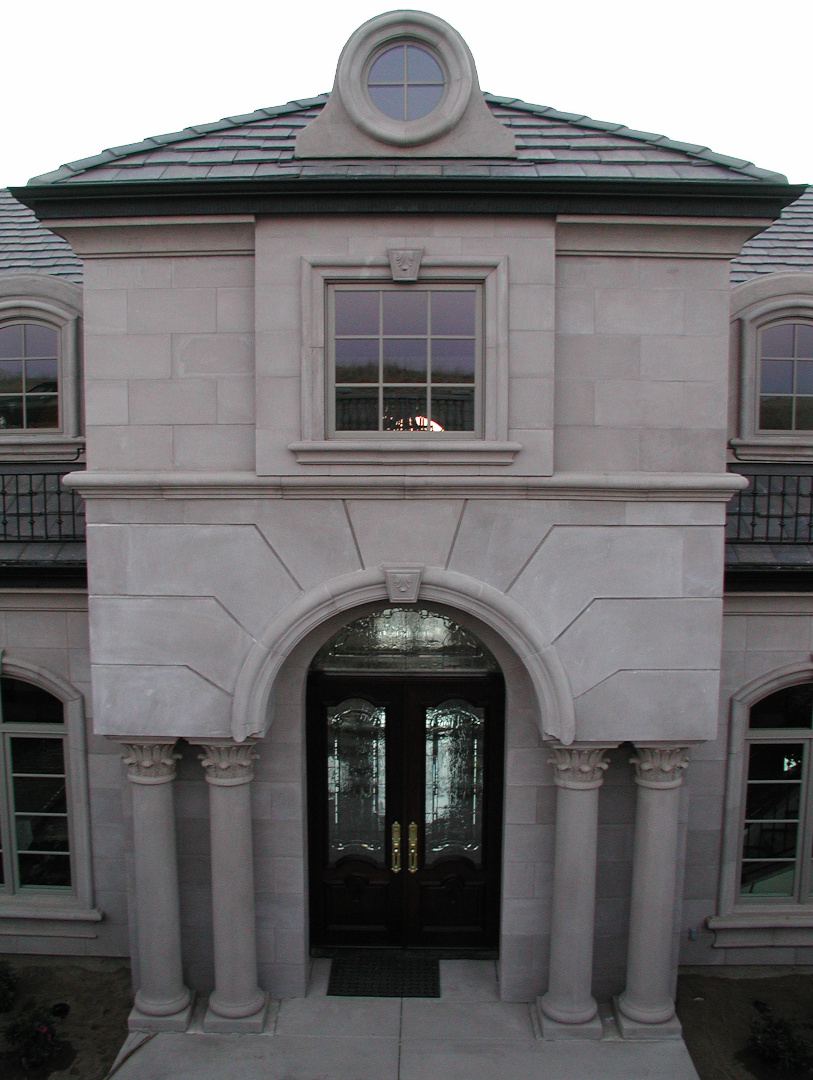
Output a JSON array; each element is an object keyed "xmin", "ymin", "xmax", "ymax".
[
  {"xmin": 203, "ymin": 993, "xmax": 269, "ymax": 1033},
  {"xmin": 613, "ymin": 997, "xmax": 682, "ymax": 1041},
  {"xmin": 128, "ymin": 995, "xmax": 195, "ymax": 1033},
  {"xmin": 535, "ymin": 1000, "xmax": 603, "ymax": 1040}
]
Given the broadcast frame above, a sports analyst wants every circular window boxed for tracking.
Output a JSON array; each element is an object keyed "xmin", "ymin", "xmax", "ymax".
[{"xmin": 367, "ymin": 43, "xmax": 445, "ymax": 122}]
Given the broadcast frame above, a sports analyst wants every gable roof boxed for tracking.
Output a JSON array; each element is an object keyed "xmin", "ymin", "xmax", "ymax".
[
  {"xmin": 26, "ymin": 95, "xmax": 787, "ymax": 187},
  {"xmin": 731, "ymin": 187, "xmax": 813, "ymax": 282},
  {"xmin": 0, "ymin": 188, "xmax": 82, "ymax": 281}
]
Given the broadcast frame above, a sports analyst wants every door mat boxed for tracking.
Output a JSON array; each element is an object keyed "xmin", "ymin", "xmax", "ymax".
[{"xmin": 327, "ymin": 951, "xmax": 440, "ymax": 998}]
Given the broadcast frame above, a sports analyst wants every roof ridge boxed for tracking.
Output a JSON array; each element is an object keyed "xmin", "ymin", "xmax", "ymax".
[
  {"xmin": 27, "ymin": 96, "xmax": 332, "ymax": 185},
  {"xmin": 482, "ymin": 93, "xmax": 788, "ymax": 183}
]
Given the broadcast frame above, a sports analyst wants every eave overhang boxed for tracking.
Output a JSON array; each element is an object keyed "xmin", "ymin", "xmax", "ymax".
[{"xmin": 10, "ymin": 178, "xmax": 806, "ymax": 224}]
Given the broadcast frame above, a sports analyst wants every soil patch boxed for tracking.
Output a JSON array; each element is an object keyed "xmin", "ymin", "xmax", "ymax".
[
  {"xmin": 677, "ymin": 972, "xmax": 813, "ymax": 1080},
  {"xmin": 0, "ymin": 955, "xmax": 131, "ymax": 1080}
]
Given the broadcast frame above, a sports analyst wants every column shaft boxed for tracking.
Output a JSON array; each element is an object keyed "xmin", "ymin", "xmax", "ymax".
[
  {"xmin": 618, "ymin": 745, "xmax": 689, "ymax": 1026},
  {"xmin": 197, "ymin": 740, "xmax": 266, "ymax": 1029},
  {"xmin": 540, "ymin": 745, "xmax": 610, "ymax": 1026},
  {"xmin": 122, "ymin": 741, "xmax": 191, "ymax": 1025}
]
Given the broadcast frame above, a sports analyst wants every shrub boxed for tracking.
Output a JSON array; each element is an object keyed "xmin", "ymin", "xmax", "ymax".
[
  {"xmin": 5, "ymin": 1002, "xmax": 58, "ymax": 1070},
  {"xmin": 0, "ymin": 960, "xmax": 17, "ymax": 1012},
  {"xmin": 749, "ymin": 1001, "xmax": 813, "ymax": 1073}
]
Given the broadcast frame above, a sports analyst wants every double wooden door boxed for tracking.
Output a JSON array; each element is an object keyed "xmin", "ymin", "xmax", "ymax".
[{"xmin": 307, "ymin": 674, "xmax": 504, "ymax": 951}]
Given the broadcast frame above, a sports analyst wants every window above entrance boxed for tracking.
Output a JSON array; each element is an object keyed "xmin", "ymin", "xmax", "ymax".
[{"xmin": 311, "ymin": 608, "xmax": 499, "ymax": 674}]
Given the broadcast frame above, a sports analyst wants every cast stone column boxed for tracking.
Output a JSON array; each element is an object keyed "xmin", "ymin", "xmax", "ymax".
[
  {"xmin": 121, "ymin": 740, "xmax": 193, "ymax": 1031},
  {"xmin": 539, "ymin": 744, "xmax": 612, "ymax": 1038},
  {"xmin": 195, "ymin": 739, "xmax": 268, "ymax": 1033},
  {"xmin": 616, "ymin": 745, "xmax": 689, "ymax": 1035}
]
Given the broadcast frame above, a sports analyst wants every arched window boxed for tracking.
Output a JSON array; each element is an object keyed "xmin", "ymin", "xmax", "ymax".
[
  {"xmin": 0, "ymin": 322, "xmax": 60, "ymax": 430},
  {"xmin": 758, "ymin": 321, "xmax": 813, "ymax": 432},
  {"xmin": 739, "ymin": 681, "xmax": 813, "ymax": 902},
  {"xmin": 0, "ymin": 676, "xmax": 72, "ymax": 892}
]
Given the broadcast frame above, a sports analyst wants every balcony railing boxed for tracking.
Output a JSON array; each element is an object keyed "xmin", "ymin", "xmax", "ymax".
[
  {"xmin": 727, "ymin": 469, "xmax": 813, "ymax": 545},
  {"xmin": 0, "ymin": 471, "xmax": 85, "ymax": 543}
]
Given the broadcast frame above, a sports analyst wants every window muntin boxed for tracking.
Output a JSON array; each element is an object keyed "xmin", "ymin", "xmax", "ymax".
[
  {"xmin": 0, "ymin": 677, "xmax": 71, "ymax": 893},
  {"xmin": 740, "ymin": 683, "xmax": 813, "ymax": 902},
  {"xmin": 0, "ymin": 323, "xmax": 59, "ymax": 431},
  {"xmin": 367, "ymin": 43, "xmax": 445, "ymax": 121},
  {"xmin": 329, "ymin": 285, "xmax": 480, "ymax": 435},
  {"xmin": 759, "ymin": 321, "xmax": 813, "ymax": 432}
]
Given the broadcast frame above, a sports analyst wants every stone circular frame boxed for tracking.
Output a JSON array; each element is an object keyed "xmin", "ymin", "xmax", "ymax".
[{"xmin": 337, "ymin": 11, "xmax": 474, "ymax": 147}]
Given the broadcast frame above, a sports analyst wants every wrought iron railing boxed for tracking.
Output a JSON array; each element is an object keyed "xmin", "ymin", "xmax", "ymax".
[
  {"xmin": 0, "ymin": 471, "xmax": 85, "ymax": 543},
  {"xmin": 727, "ymin": 469, "xmax": 813, "ymax": 545}
]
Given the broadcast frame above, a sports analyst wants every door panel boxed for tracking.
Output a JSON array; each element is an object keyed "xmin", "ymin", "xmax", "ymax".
[{"xmin": 308, "ymin": 674, "xmax": 503, "ymax": 951}]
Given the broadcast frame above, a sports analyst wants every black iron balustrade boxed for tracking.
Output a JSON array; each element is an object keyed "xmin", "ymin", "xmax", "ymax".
[
  {"xmin": 727, "ymin": 470, "xmax": 813, "ymax": 545},
  {"xmin": 0, "ymin": 471, "xmax": 85, "ymax": 543}
]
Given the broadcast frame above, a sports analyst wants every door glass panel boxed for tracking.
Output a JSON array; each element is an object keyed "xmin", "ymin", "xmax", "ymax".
[
  {"xmin": 425, "ymin": 699, "xmax": 485, "ymax": 867},
  {"xmin": 327, "ymin": 698, "xmax": 386, "ymax": 865}
]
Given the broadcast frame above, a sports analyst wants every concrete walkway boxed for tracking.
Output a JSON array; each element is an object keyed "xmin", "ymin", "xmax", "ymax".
[{"xmin": 110, "ymin": 960, "xmax": 701, "ymax": 1080}]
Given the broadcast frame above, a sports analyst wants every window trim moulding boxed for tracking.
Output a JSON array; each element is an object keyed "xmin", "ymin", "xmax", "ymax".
[
  {"xmin": 731, "ymin": 273, "xmax": 813, "ymax": 463},
  {"xmin": 711, "ymin": 658, "xmax": 813, "ymax": 947},
  {"xmin": 0, "ymin": 276, "xmax": 84, "ymax": 462},
  {"xmin": 286, "ymin": 255, "xmax": 519, "ymax": 469}
]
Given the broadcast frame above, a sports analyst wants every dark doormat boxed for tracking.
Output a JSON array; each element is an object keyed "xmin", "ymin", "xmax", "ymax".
[{"xmin": 327, "ymin": 951, "xmax": 441, "ymax": 998}]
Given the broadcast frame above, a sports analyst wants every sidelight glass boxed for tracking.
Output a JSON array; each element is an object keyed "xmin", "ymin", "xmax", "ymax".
[
  {"xmin": 740, "ymin": 742, "xmax": 803, "ymax": 896},
  {"xmin": 10, "ymin": 736, "xmax": 71, "ymax": 887},
  {"xmin": 326, "ymin": 698, "xmax": 387, "ymax": 865},
  {"xmin": 424, "ymin": 699, "xmax": 485, "ymax": 866}
]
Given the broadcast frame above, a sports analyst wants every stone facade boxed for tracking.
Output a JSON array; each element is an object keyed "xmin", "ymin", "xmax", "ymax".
[{"xmin": 0, "ymin": 8, "xmax": 810, "ymax": 1044}]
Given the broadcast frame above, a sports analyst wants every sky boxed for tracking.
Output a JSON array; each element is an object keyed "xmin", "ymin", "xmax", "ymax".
[{"xmin": 1, "ymin": 0, "xmax": 810, "ymax": 189}]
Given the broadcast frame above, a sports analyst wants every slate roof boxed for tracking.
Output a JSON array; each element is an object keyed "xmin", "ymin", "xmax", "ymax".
[
  {"xmin": 731, "ymin": 187, "xmax": 813, "ymax": 282},
  {"xmin": 0, "ymin": 188, "xmax": 82, "ymax": 281},
  {"xmin": 26, "ymin": 95, "xmax": 787, "ymax": 187}
]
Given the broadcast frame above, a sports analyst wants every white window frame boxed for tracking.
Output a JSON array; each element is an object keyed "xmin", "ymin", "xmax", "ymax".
[
  {"xmin": 0, "ymin": 655, "xmax": 99, "ymax": 924},
  {"xmin": 710, "ymin": 661, "xmax": 813, "ymax": 946},
  {"xmin": 731, "ymin": 273, "xmax": 813, "ymax": 462},
  {"xmin": 291, "ymin": 255, "xmax": 519, "ymax": 465},
  {"xmin": 0, "ymin": 276, "xmax": 83, "ymax": 461}
]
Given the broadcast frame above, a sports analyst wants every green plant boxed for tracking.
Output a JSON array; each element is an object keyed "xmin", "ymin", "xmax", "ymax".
[
  {"xmin": 0, "ymin": 960, "xmax": 17, "ymax": 1012},
  {"xmin": 4, "ymin": 1002, "xmax": 58, "ymax": 1070},
  {"xmin": 749, "ymin": 1001, "xmax": 813, "ymax": 1073}
]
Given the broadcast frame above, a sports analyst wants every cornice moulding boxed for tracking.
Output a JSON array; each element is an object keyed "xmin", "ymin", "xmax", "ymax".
[{"xmin": 62, "ymin": 470, "xmax": 748, "ymax": 502}]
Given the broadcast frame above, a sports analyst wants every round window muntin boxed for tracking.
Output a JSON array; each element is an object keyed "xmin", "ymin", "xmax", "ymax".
[
  {"xmin": 365, "ymin": 42, "xmax": 446, "ymax": 123},
  {"xmin": 337, "ymin": 11, "xmax": 474, "ymax": 147}
]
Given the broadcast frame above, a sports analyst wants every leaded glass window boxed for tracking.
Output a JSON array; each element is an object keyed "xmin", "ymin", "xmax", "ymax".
[
  {"xmin": 329, "ymin": 286, "xmax": 480, "ymax": 435},
  {"xmin": 0, "ymin": 677, "xmax": 71, "ymax": 892},
  {"xmin": 740, "ymin": 682, "xmax": 813, "ymax": 902}
]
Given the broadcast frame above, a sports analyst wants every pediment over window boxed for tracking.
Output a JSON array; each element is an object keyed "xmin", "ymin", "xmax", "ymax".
[{"xmin": 294, "ymin": 11, "xmax": 516, "ymax": 159}]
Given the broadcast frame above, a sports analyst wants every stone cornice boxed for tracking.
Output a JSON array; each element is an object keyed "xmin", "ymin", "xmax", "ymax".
[{"xmin": 63, "ymin": 470, "xmax": 747, "ymax": 502}]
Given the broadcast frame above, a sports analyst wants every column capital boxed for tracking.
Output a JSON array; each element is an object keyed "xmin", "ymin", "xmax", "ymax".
[
  {"xmin": 120, "ymin": 740, "xmax": 180, "ymax": 785},
  {"xmin": 630, "ymin": 745, "xmax": 689, "ymax": 789},
  {"xmin": 194, "ymin": 739, "xmax": 259, "ymax": 786},
  {"xmin": 549, "ymin": 744, "xmax": 612, "ymax": 790}
]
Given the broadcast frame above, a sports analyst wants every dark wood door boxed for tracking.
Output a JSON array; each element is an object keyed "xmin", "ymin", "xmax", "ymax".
[{"xmin": 307, "ymin": 674, "xmax": 504, "ymax": 951}]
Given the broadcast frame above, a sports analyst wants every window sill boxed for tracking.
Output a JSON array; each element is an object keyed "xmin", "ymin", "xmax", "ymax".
[
  {"xmin": 289, "ymin": 439, "xmax": 521, "ymax": 465},
  {"xmin": 707, "ymin": 911, "xmax": 813, "ymax": 947},
  {"xmin": 730, "ymin": 437, "xmax": 813, "ymax": 463},
  {"xmin": 0, "ymin": 436, "xmax": 85, "ymax": 463}
]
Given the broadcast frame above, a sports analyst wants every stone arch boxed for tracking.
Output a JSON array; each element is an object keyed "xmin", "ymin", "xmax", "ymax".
[{"xmin": 231, "ymin": 566, "xmax": 575, "ymax": 744}]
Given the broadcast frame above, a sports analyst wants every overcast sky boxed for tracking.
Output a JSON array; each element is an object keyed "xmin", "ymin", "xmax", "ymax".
[{"xmin": 2, "ymin": 0, "xmax": 810, "ymax": 189}]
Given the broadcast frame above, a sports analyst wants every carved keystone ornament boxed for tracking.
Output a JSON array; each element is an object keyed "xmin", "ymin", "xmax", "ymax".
[
  {"xmin": 383, "ymin": 564, "xmax": 424, "ymax": 603},
  {"xmin": 388, "ymin": 248, "xmax": 423, "ymax": 282}
]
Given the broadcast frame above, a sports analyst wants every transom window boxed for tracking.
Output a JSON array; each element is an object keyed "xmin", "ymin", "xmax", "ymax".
[
  {"xmin": 0, "ymin": 323, "xmax": 59, "ymax": 431},
  {"xmin": 366, "ymin": 43, "xmax": 445, "ymax": 121},
  {"xmin": 329, "ymin": 285, "xmax": 480, "ymax": 435},
  {"xmin": 740, "ymin": 682, "xmax": 813, "ymax": 902},
  {"xmin": 0, "ymin": 677, "xmax": 71, "ymax": 893},
  {"xmin": 758, "ymin": 321, "xmax": 813, "ymax": 431}
]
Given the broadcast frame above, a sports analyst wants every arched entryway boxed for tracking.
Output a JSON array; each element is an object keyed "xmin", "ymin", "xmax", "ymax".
[{"xmin": 306, "ymin": 607, "xmax": 505, "ymax": 953}]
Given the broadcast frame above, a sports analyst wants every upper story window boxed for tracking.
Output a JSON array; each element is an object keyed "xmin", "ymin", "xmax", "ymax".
[
  {"xmin": 0, "ymin": 323, "xmax": 59, "ymax": 431},
  {"xmin": 739, "ymin": 682, "xmax": 813, "ymax": 902},
  {"xmin": 759, "ymin": 321, "xmax": 813, "ymax": 431},
  {"xmin": 329, "ymin": 285, "xmax": 480, "ymax": 435},
  {"xmin": 0, "ymin": 676, "xmax": 71, "ymax": 893},
  {"xmin": 366, "ymin": 44, "xmax": 445, "ymax": 121}
]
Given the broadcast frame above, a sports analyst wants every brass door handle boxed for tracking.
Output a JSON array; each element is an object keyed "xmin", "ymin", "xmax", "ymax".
[
  {"xmin": 408, "ymin": 822, "xmax": 418, "ymax": 873},
  {"xmin": 391, "ymin": 821, "xmax": 401, "ymax": 874}
]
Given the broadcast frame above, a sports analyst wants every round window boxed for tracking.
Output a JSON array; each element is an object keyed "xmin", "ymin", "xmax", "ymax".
[{"xmin": 367, "ymin": 43, "xmax": 445, "ymax": 122}]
